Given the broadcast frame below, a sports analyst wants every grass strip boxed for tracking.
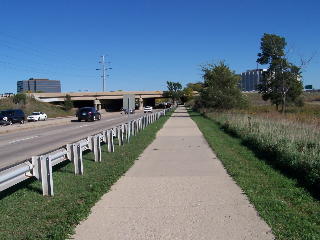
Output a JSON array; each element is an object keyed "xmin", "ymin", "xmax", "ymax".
[
  {"xmin": 189, "ymin": 110, "xmax": 320, "ymax": 240},
  {"xmin": 0, "ymin": 112, "xmax": 171, "ymax": 240}
]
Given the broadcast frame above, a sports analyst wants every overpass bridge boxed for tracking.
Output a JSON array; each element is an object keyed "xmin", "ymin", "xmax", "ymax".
[{"xmin": 30, "ymin": 91, "xmax": 165, "ymax": 111}]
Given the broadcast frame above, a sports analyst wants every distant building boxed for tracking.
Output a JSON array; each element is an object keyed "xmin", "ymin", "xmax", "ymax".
[
  {"xmin": 239, "ymin": 69, "xmax": 267, "ymax": 92},
  {"xmin": 17, "ymin": 78, "xmax": 61, "ymax": 93}
]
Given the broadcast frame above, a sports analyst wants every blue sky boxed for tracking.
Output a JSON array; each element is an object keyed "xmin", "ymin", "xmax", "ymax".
[{"xmin": 0, "ymin": 0, "xmax": 319, "ymax": 93}]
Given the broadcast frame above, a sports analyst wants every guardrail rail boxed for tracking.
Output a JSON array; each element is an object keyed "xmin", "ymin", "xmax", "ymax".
[{"xmin": 0, "ymin": 108, "xmax": 172, "ymax": 196}]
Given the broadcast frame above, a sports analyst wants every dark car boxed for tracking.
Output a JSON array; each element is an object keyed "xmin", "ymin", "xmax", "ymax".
[
  {"xmin": 1, "ymin": 109, "xmax": 26, "ymax": 124},
  {"xmin": 123, "ymin": 108, "xmax": 135, "ymax": 114},
  {"xmin": 77, "ymin": 107, "xmax": 101, "ymax": 122},
  {"xmin": 0, "ymin": 112, "xmax": 11, "ymax": 126}
]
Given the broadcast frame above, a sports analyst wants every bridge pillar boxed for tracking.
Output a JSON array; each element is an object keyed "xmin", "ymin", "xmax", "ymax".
[
  {"xmin": 138, "ymin": 96, "xmax": 144, "ymax": 110},
  {"xmin": 94, "ymin": 99, "xmax": 101, "ymax": 110}
]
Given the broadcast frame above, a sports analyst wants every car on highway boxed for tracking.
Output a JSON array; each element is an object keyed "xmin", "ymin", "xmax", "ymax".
[
  {"xmin": 144, "ymin": 106, "xmax": 153, "ymax": 113},
  {"xmin": 125, "ymin": 109, "xmax": 135, "ymax": 114},
  {"xmin": 0, "ymin": 109, "xmax": 26, "ymax": 124},
  {"xmin": 76, "ymin": 107, "xmax": 101, "ymax": 122},
  {"xmin": 27, "ymin": 112, "xmax": 47, "ymax": 122},
  {"xmin": 121, "ymin": 108, "xmax": 135, "ymax": 114},
  {"xmin": 0, "ymin": 113, "xmax": 12, "ymax": 126}
]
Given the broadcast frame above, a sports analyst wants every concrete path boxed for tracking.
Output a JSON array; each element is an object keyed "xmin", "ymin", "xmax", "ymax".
[{"xmin": 72, "ymin": 107, "xmax": 274, "ymax": 240}]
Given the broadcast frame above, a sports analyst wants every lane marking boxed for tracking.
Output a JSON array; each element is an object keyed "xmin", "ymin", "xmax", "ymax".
[
  {"xmin": 71, "ymin": 117, "xmax": 124, "ymax": 130},
  {"xmin": 9, "ymin": 135, "xmax": 40, "ymax": 144},
  {"xmin": 78, "ymin": 124, "xmax": 90, "ymax": 128}
]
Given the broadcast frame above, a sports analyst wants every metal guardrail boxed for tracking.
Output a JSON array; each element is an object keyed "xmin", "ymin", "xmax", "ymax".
[{"xmin": 0, "ymin": 109, "xmax": 172, "ymax": 196}]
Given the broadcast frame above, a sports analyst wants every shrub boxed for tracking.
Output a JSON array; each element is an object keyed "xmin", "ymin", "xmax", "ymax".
[
  {"xmin": 207, "ymin": 112, "xmax": 320, "ymax": 191},
  {"xmin": 13, "ymin": 93, "xmax": 27, "ymax": 105},
  {"xmin": 64, "ymin": 94, "xmax": 73, "ymax": 111}
]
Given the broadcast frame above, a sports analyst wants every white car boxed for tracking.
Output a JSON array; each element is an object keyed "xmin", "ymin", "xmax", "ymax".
[
  {"xmin": 144, "ymin": 106, "xmax": 153, "ymax": 113},
  {"xmin": 27, "ymin": 112, "xmax": 47, "ymax": 122}
]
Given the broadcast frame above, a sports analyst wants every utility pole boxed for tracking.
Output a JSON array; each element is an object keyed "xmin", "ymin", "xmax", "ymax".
[
  {"xmin": 101, "ymin": 55, "xmax": 105, "ymax": 92},
  {"xmin": 96, "ymin": 55, "xmax": 112, "ymax": 92}
]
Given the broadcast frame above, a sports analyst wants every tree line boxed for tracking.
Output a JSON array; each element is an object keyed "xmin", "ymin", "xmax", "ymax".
[{"xmin": 166, "ymin": 33, "xmax": 305, "ymax": 112}]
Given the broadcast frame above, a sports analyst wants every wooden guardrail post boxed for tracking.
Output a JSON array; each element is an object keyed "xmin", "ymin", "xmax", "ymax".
[
  {"xmin": 40, "ymin": 155, "xmax": 54, "ymax": 196},
  {"xmin": 107, "ymin": 130, "xmax": 115, "ymax": 152},
  {"xmin": 93, "ymin": 135, "xmax": 101, "ymax": 162},
  {"xmin": 127, "ymin": 122, "xmax": 131, "ymax": 142},
  {"xmin": 102, "ymin": 130, "xmax": 107, "ymax": 144},
  {"xmin": 72, "ymin": 143, "xmax": 83, "ymax": 175},
  {"xmin": 117, "ymin": 126, "xmax": 122, "ymax": 146},
  {"xmin": 121, "ymin": 124, "xmax": 124, "ymax": 144},
  {"xmin": 31, "ymin": 156, "xmax": 41, "ymax": 180},
  {"xmin": 87, "ymin": 136, "xmax": 93, "ymax": 151}
]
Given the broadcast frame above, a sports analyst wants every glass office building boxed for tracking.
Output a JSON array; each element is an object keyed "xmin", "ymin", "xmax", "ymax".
[
  {"xmin": 239, "ymin": 69, "xmax": 267, "ymax": 92},
  {"xmin": 17, "ymin": 78, "xmax": 61, "ymax": 93}
]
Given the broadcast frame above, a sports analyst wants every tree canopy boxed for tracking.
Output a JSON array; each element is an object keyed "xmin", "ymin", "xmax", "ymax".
[
  {"xmin": 257, "ymin": 33, "xmax": 303, "ymax": 112},
  {"xmin": 198, "ymin": 61, "xmax": 247, "ymax": 109},
  {"xmin": 165, "ymin": 81, "xmax": 182, "ymax": 104}
]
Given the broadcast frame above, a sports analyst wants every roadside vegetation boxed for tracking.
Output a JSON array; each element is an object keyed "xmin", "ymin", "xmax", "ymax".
[
  {"xmin": 189, "ymin": 110, "xmax": 320, "ymax": 239},
  {"xmin": 0, "ymin": 93, "xmax": 75, "ymax": 118},
  {"xmin": 206, "ymin": 111, "xmax": 320, "ymax": 192},
  {"xmin": 173, "ymin": 33, "xmax": 320, "ymax": 239},
  {"xmin": 0, "ymin": 111, "xmax": 171, "ymax": 240}
]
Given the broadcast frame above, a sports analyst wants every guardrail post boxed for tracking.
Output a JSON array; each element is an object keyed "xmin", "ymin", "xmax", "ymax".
[
  {"xmin": 127, "ymin": 122, "xmax": 131, "ymax": 142},
  {"xmin": 117, "ymin": 126, "xmax": 122, "ymax": 146},
  {"xmin": 138, "ymin": 118, "xmax": 142, "ymax": 131},
  {"xmin": 102, "ymin": 130, "xmax": 107, "ymax": 144},
  {"xmin": 32, "ymin": 156, "xmax": 41, "ymax": 180},
  {"xmin": 88, "ymin": 136, "xmax": 93, "ymax": 151},
  {"xmin": 121, "ymin": 124, "xmax": 124, "ymax": 144},
  {"xmin": 107, "ymin": 130, "xmax": 115, "ymax": 152},
  {"xmin": 132, "ymin": 120, "xmax": 135, "ymax": 136},
  {"xmin": 93, "ymin": 135, "xmax": 101, "ymax": 162},
  {"xmin": 40, "ymin": 155, "xmax": 54, "ymax": 196},
  {"xmin": 111, "ymin": 130, "xmax": 114, "ymax": 152},
  {"xmin": 66, "ymin": 144, "xmax": 73, "ymax": 162},
  {"xmin": 123, "ymin": 123, "xmax": 127, "ymax": 143},
  {"xmin": 73, "ymin": 143, "xmax": 83, "ymax": 175}
]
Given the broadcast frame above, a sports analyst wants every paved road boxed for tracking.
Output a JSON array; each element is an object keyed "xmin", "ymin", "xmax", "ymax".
[
  {"xmin": 0, "ymin": 111, "xmax": 153, "ymax": 170},
  {"xmin": 72, "ymin": 107, "xmax": 274, "ymax": 240}
]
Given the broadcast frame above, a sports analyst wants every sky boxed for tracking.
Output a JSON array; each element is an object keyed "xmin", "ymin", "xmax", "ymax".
[{"xmin": 0, "ymin": 0, "xmax": 319, "ymax": 93}]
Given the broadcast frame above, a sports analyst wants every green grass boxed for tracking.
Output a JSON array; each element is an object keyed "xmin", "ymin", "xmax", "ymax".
[
  {"xmin": 0, "ymin": 112, "xmax": 171, "ymax": 240},
  {"xmin": 189, "ymin": 110, "xmax": 320, "ymax": 240},
  {"xmin": 0, "ymin": 96, "xmax": 75, "ymax": 118},
  {"xmin": 205, "ymin": 111, "xmax": 320, "ymax": 191}
]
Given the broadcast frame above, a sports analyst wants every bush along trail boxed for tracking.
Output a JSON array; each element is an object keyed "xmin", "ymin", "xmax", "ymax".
[
  {"xmin": 189, "ymin": 110, "xmax": 320, "ymax": 240},
  {"xmin": 205, "ymin": 111, "xmax": 320, "ymax": 193},
  {"xmin": 0, "ymin": 111, "xmax": 172, "ymax": 240}
]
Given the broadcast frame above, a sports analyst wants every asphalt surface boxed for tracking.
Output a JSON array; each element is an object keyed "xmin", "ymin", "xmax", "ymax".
[
  {"xmin": 72, "ymin": 107, "xmax": 274, "ymax": 240},
  {"xmin": 0, "ymin": 111, "xmax": 153, "ymax": 170}
]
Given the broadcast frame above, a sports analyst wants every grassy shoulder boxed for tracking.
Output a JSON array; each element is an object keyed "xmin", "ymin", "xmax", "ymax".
[
  {"xmin": 189, "ymin": 110, "xmax": 320, "ymax": 240},
  {"xmin": 0, "ymin": 96, "xmax": 75, "ymax": 118},
  {"xmin": 0, "ymin": 112, "xmax": 171, "ymax": 240}
]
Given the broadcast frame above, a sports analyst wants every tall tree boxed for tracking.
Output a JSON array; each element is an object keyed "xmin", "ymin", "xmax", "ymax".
[
  {"xmin": 257, "ymin": 33, "xmax": 303, "ymax": 113},
  {"xmin": 165, "ymin": 81, "xmax": 182, "ymax": 104},
  {"xmin": 199, "ymin": 61, "xmax": 247, "ymax": 109},
  {"xmin": 64, "ymin": 94, "xmax": 73, "ymax": 111},
  {"xmin": 186, "ymin": 82, "xmax": 203, "ymax": 92}
]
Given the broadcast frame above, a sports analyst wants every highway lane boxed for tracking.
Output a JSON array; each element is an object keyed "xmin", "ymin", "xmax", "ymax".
[{"xmin": 0, "ymin": 111, "xmax": 155, "ymax": 170}]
